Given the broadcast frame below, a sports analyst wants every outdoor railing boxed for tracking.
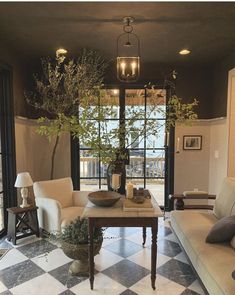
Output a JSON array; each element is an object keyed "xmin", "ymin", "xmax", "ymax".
[{"xmin": 80, "ymin": 156, "xmax": 165, "ymax": 178}]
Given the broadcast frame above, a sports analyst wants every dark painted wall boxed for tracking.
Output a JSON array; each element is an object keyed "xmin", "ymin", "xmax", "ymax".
[
  {"xmin": 0, "ymin": 47, "xmax": 28, "ymax": 117},
  {"xmin": 10, "ymin": 52, "xmax": 234, "ymax": 120},
  {"xmin": 105, "ymin": 61, "xmax": 213, "ymax": 119}
]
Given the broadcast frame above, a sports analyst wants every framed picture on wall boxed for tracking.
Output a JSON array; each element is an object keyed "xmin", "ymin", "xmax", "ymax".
[{"xmin": 183, "ymin": 135, "xmax": 202, "ymax": 150}]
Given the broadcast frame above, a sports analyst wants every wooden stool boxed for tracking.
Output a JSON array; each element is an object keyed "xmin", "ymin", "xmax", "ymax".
[{"xmin": 7, "ymin": 206, "xmax": 40, "ymax": 245}]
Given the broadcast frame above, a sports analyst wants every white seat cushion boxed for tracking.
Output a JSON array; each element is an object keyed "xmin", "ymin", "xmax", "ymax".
[
  {"xmin": 61, "ymin": 207, "xmax": 84, "ymax": 228},
  {"xmin": 171, "ymin": 210, "xmax": 235, "ymax": 295}
]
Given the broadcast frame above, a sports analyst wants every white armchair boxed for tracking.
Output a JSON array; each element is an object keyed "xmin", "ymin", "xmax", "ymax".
[{"xmin": 33, "ymin": 177, "xmax": 89, "ymax": 233}]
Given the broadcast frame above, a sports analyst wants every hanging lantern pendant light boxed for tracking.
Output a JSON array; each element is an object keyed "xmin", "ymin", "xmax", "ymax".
[{"xmin": 117, "ymin": 16, "xmax": 140, "ymax": 82}]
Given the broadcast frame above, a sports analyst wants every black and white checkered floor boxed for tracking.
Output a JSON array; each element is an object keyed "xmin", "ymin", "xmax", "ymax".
[{"xmin": 0, "ymin": 218, "xmax": 205, "ymax": 295}]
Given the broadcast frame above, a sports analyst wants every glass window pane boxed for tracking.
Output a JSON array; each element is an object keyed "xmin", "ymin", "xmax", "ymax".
[
  {"xmin": 125, "ymin": 120, "xmax": 145, "ymax": 148},
  {"xmin": 101, "ymin": 179, "xmax": 108, "ymax": 190},
  {"xmin": 126, "ymin": 178, "xmax": 144, "ymax": 189},
  {"xmin": 146, "ymin": 179, "xmax": 165, "ymax": 206},
  {"xmin": 100, "ymin": 90, "xmax": 120, "ymax": 119},
  {"xmin": 100, "ymin": 162, "xmax": 108, "ymax": 178},
  {"xmin": 146, "ymin": 120, "xmax": 165, "ymax": 148},
  {"xmin": 79, "ymin": 121, "xmax": 99, "ymax": 148},
  {"xmin": 100, "ymin": 120, "xmax": 119, "ymax": 147},
  {"xmin": 80, "ymin": 150, "xmax": 99, "ymax": 178},
  {"xmin": 126, "ymin": 150, "xmax": 144, "ymax": 178},
  {"xmin": 125, "ymin": 89, "xmax": 145, "ymax": 119},
  {"xmin": 146, "ymin": 150, "xmax": 165, "ymax": 178},
  {"xmin": 80, "ymin": 179, "xmax": 99, "ymax": 191},
  {"xmin": 146, "ymin": 89, "xmax": 166, "ymax": 119}
]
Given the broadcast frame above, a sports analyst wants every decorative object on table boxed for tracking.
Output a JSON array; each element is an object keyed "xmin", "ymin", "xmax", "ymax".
[
  {"xmin": 183, "ymin": 135, "xmax": 202, "ymax": 150},
  {"xmin": 116, "ymin": 16, "xmax": 140, "ymax": 82},
  {"xmin": 88, "ymin": 191, "xmax": 121, "ymax": 207},
  {"xmin": 133, "ymin": 195, "xmax": 145, "ymax": 204},
  {"xmin": 107, "ymin": 148, "xmax": 129, "ymax": 194},
  {"xmin": 123, "ymin": 198, "xmax": 154, "ymax": 212},
  {"xmin": 14, "ymin": 172, "xmax": 33, "ymax": 208},
  {"xmin": 183, "ymin": 190, "xmax": 208, "ymax": 196},
  {"xmin": 52, "ymin": 218, "xmax": 103, "ymax": 276},
  {"xmin": 126, "ymin": 182, "xmax": 134, "ymax": 199},
  {"xmin": 111, "ymin": 173, "xmax": 121, "ymax": 192}
]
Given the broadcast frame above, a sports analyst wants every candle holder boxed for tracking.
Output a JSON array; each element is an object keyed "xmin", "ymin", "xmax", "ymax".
[{"xmin": 110, "ymin": 173, "xmax": 121, "ymax": 193}]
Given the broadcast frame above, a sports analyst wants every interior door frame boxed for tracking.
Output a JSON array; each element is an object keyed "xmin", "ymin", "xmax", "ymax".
[{"xmin": 0, "ymin": 62, "xmax": 17, "ymax": 237}]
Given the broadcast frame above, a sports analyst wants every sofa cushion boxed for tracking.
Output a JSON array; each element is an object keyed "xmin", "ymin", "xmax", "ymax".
[
  {"xmin": 171, "ymin": 210, "xmax": 235, "ymax": 295},
  {"xmin": 34, "ymin": 177, "xmax": 73, "ymax": 208},
  {"xmin": 231, "ymin": 236, "xmax": 235, "ymax": 249},
  {"xmin": 213, "ymin": 177, "xmax": 235, "ymax": 219},
  {"xmin": 206, "ymin": 215, "xmax": 235, "ymax": 243}
]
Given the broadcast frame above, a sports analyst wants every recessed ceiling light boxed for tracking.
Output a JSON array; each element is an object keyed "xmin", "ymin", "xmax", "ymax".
[
  {"xmin": 56, "ymin": 48, "xmax": 68, "ymax": 56},
  {"xmin": 179, "ymin": 49, "xmax": 191, "ymax": 55}
]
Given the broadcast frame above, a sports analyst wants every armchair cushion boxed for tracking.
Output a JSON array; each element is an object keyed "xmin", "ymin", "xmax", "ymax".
[{"xmin": 34, "ymin": 177, "xmax": 73, "ymax": 208}]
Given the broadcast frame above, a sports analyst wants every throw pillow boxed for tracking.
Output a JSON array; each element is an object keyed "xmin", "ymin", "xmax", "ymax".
[
  {"xmin": 231, "ymin": 236, "xmax": 235, "ymax": 249},
  {"xmin": 206, "ymin": 215, "xmax": 235, "ymax": 243}
]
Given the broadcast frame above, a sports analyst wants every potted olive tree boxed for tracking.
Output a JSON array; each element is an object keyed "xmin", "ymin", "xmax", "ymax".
[{"xmin": 26, "ymin": 50, "xmax": 198, "ymax": 191}]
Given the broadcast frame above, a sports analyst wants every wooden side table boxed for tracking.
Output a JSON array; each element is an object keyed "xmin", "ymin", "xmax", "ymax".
[
  {"xmin": 169, "ymin": 194, "xmax": 216, "ymax": 210},
  {"xmin": 7, "ymin": 206, "xmax": 40, "ymax": 245}
]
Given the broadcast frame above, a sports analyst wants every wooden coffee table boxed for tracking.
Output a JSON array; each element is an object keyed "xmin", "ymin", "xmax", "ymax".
[{"xmin": 81, "ymin": 192, "xmax": 163, "ymax": 290}]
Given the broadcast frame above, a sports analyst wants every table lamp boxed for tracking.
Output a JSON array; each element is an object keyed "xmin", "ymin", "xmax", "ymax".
[{"xmin": 14, "ymin": 172, "xmax": 33, "ymax": 208}]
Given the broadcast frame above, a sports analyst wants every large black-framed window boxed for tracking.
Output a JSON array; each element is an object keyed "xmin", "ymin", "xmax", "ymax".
[
  {"xmin": 124, "ymin": 87, "xmax": 167, "ymax": 206},
  {"xmin": 71, "ymin": 84, "xmax": 174, "ymax": 210},
  {"xmin": 0, "ymin": 63, "xmax": 17, "ymax": 237}
]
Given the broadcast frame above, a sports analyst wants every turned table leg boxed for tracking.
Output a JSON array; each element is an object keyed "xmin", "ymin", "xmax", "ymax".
[
  {"xmin": 151, "ymin": 219, "xmax": 158, "ymax": 290},
  {"xmin": 142, "ymin": 227, "xmax": 146, "ymax": 246},
  {"xmin": 88, "ymin": 218, "xmax": 94, "ymax": 290}
]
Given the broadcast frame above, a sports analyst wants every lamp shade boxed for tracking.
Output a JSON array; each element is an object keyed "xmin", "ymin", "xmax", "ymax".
[{"xmin": 14, "ymin": 172, "xmax": 33, "ymax": 188}]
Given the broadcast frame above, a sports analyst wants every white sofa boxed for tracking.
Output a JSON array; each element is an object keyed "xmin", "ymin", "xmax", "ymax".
[
  {"xmin": 33, "ymin": 177, "xmax": 89, "ymax": 233},
  {"xmin": 171, "ymin": 177, "xmax": 235, "ymax": 295}
]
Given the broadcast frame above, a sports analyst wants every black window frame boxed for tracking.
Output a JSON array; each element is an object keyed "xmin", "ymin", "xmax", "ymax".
[
  {"xmin": 0, "ymin": 62, "xmax": 17, "ymax": 237},
  {"xmin": 71, "ymin": 83, "xmax": 174, "ymax": 210}
]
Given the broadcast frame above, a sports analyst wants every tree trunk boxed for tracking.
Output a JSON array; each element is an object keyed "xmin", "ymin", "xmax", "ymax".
[{"xmin": 50, "ymin": 135, "xmax": 60, "ymax": 179}]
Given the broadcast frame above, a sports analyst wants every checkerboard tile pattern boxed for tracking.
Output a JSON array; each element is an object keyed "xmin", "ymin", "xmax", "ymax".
[{"xmin": 0, "ymin": 218, "xmax": 206, "ymax": 295}]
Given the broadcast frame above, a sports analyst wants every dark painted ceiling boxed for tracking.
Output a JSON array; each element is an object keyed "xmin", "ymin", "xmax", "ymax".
[{"xmin": 1, "ymin": 2, "xmax": 235, "ymax": 65}]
